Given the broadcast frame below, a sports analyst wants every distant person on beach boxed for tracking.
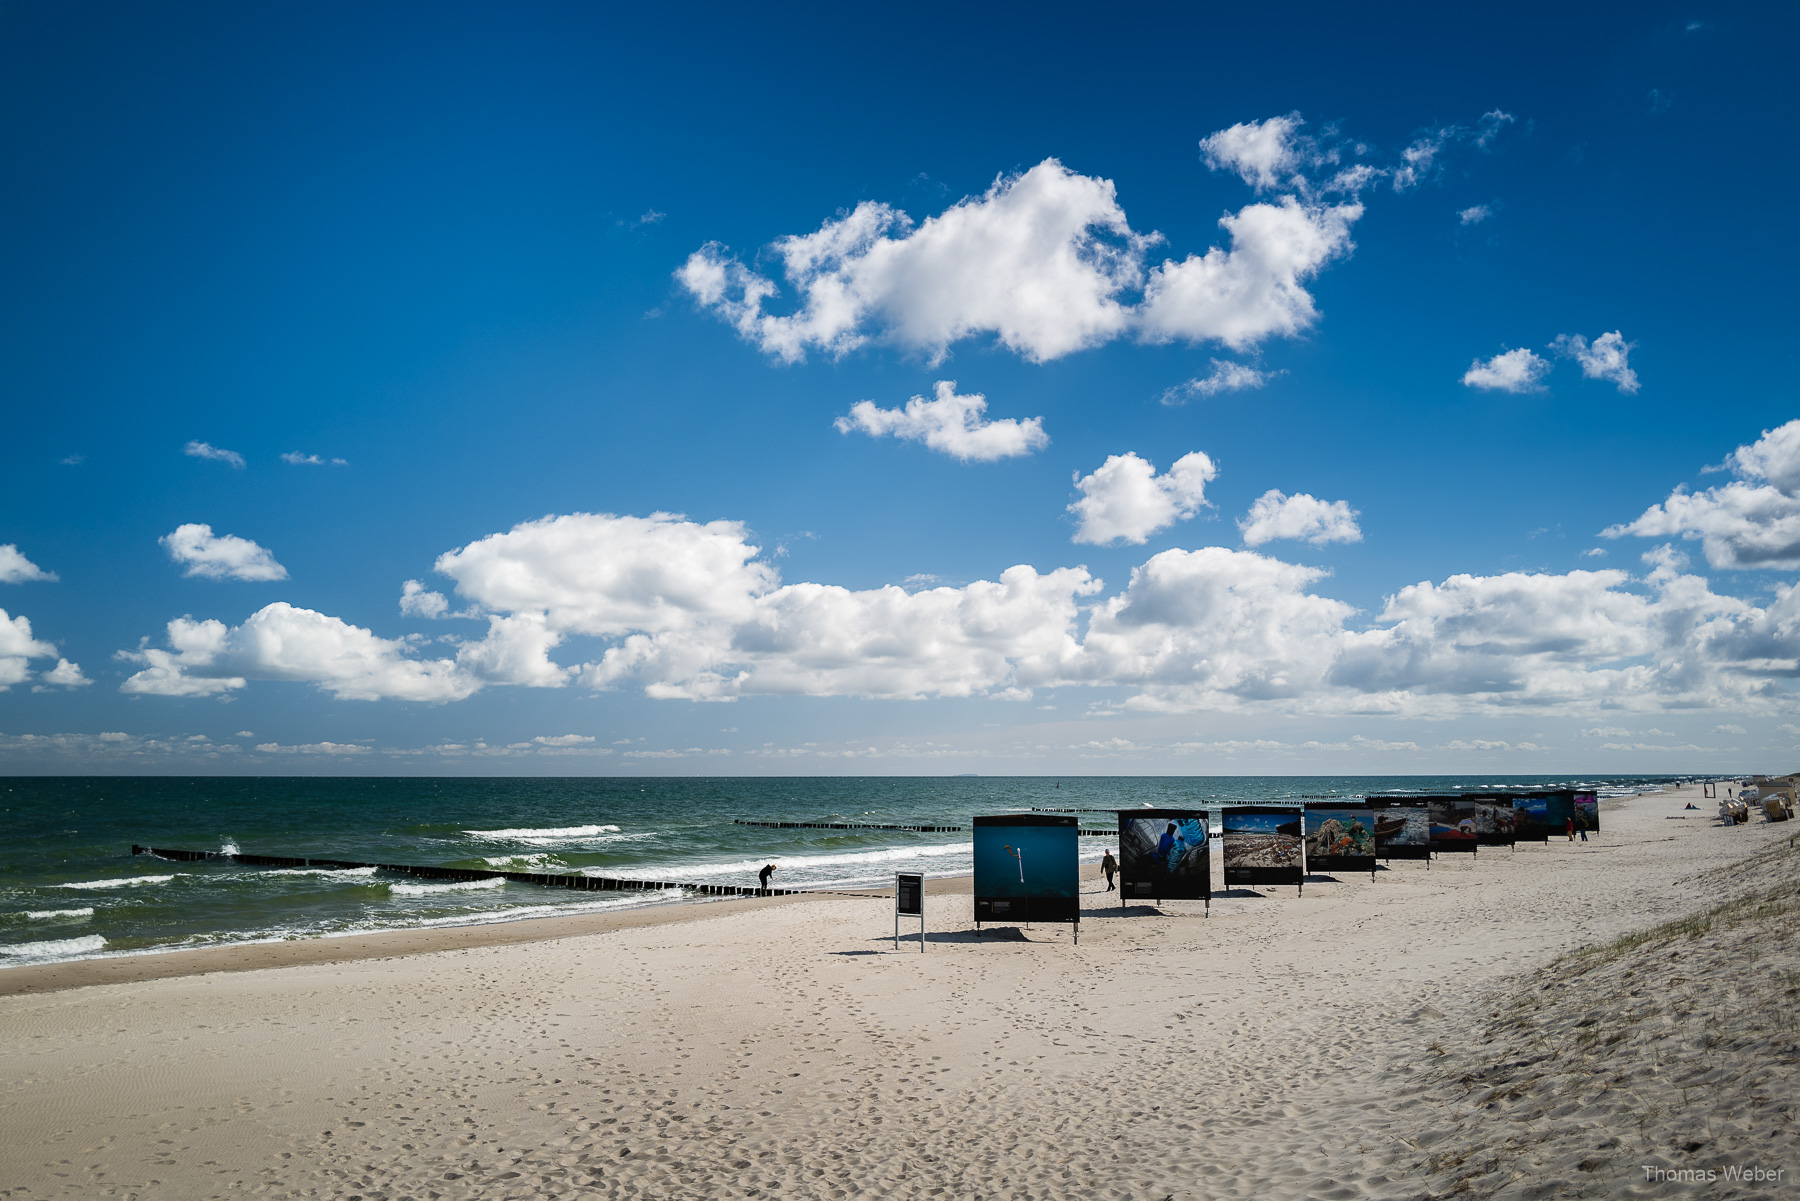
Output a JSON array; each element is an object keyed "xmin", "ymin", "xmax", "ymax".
[
  {"xmin": 1566, "ymin": 817, "xmax": 1575, "ymax": 841},
  {"xmin": 758, "ymin": 863, "xmax": 776, "ymax": 890},
  {"xmin": 1101, "ymin": 850, "xmax": 1117, "ymax": 891},
  {"xmin": 1578, "ymin": 817, "xmax": 1588, "ymax": 841}
]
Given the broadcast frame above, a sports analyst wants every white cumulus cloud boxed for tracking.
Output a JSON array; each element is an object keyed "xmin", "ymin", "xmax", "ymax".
[
  {"xmin": 1462, "ymin": 347, "xmax": 1552, "ymax": 393},
  {"xmin": 119, "ymin": 604, "xmax": 490, "ymax": 700},
  {"xmin": 680, "ymin": 138, "xmax": 1362, "ymax": 365},
  {"xmin": 1552, "ymin": 331, "xmax": 1640, "ymax": 393},
  {"xmin": 160, "ymin": 524, "xmax": 289, "ymax": 582},
  {"xmin": 183, "ymin": 441, "xmax": 246, "ymax": 469},
  {"xmin": 1198, "ymin": 113, "xmax": 1310, "ymax": 192},
  {"xmin": 434, "ymin": 512, "xmax": 780, "ymax": 638},
  {"xmin": 677, "ymin": 159, "xmax": 1152, "ymax": 364},
  {"xmin": 118, "ymin": 420, "xmax": 1800, "ymax": 716},
  {"xmin": 1603, "ymin": 420, "xmax": 1800, "ymax": 568},
  {"xmin": 1458, "ymin": 204, "xmax": 1493, "ymax": 225},
  {"xmin": 834, "ymin": 381, "xmax": 1048, "ymax": 461},
  {"xmin": 41, "ymin": 659, "xmax": 91, "ymax": 687},
  {"xmin": 0, "ymin": 609, "xmax": 60, "ymax": 689},
  {"xmin": 1238, "ymin": 490, "xmax": 1363, "ymax": 546},
  {"xmin": 0, "ymin": 545, "xmax": 56, "ymax": 584},
  {"xmin": 1135, "ymin": 196, "xmax": 1361, "ymax": 349},
  {"xmin": 1068, "ymin": 452, "xmax": 1218, "ymax": 546}
]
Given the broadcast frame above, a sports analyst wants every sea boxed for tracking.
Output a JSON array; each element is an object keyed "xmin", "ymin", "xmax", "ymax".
[{"xmin": 1, "ymin": 774, "xmax": 1689, "ymax": 969}]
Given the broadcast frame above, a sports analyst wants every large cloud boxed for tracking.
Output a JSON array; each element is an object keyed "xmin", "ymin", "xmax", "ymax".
[
  {"xmin": 680, "ymin": 147, "xmax": 1360, "ymax": 364},
  {"xmin": 120, "ymin": 604, "xmax": 485, "ymax": 700},
  {"xmin": 119, "ymin": 460, "xmax": 1800, "ymax": 713},
  {"xmin": 1077, "ymin": 548, "xmax": 1354, "ymax": 708},
  {"xmin": 678, "ymin": 160, "xmax": 1151, "ymax": 364},
  {"xmin": 587, "ymin": 565, "xmax": 1099, "ymax": 701},
  {"xmin": 1604, "ymin": 420, "xmax": 1800, "ymax": 568},
  {"xmin": 433, "ymin": 512, "xmax": 779, "ymax": 636}
]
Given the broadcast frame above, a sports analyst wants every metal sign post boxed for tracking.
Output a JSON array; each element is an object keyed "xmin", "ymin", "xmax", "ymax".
[{"xmin": 894, "ymin": 872, "xmax": 925, "ymax": 952}]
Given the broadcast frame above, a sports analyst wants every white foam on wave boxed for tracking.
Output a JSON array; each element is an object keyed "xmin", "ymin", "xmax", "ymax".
[
  {"xmin": 221, "ymin": 841, "xmax": 241, "ymax": 856},
  {"xmin": 0, "ymin": 934, "xmax": 107, "ymax": 959},
  {"xmin": 54, "ymin": 875, "xmax": 175, "ymax": 890},
  {"xmin": 464, "ymin": 824, "xmax": 623, "ymax": 843},
  {"xmin": 620, "ymin": 842, "xmax": 968, "ymax": 881},
  {"xmin": 387, "ymin": 876, "xmax": 507, "ymax": 896},
  {"xmin": 22, "ymin": 907, "xmax": 95, "ymax": 920},
  {"xmin": 257, "ymin": 866, "xmax": 380, "ymax": 878}
]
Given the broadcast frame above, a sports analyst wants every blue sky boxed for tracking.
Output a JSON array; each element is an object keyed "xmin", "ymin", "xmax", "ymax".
[{"xmin": 3, "ymin": 1, "xmax": 1797, "ymax": 774}]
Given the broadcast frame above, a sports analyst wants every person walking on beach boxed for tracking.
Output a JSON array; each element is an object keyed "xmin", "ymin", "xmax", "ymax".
[
  {"xmin": 1101, "ymin": 850, "xmax": 1117, "ymax": 891},
  {"xmin": 1565, "ymin": 816, "xmax": 1575, "ymax": 841},
  {"xmin": 758, "ymin": 863, "xmax": 777, "ymax": 891}
]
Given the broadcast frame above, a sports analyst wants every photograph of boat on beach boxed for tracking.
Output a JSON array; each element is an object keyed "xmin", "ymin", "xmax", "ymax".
[
  {"xmin": 973, "ymin": 815, "xmax": 1079, "ymax": 924},
  {"xmin": 1368, "ymin": 799, "xmax": 1432, "ymax": 860},
  {"xmin": 1222, "ymin": 807, "xmax": 1304, "ymax": 888},
  {"xmin": 1118, "ymin": 811, "xmax": 1209, "ymax": 901},
  {"xmin": 1304, "ymin": 806, "xmax": 1376, "ymax": 873}
]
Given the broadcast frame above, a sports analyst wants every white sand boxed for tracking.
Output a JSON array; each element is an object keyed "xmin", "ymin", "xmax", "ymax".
[{"xmin": 0, "ymin": 784, "xmax": 1794, "ymax": 1200}]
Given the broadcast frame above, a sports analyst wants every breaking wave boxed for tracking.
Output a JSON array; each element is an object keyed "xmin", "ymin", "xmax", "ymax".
[
  {"xmin": 387, "ymin": 877, "xmax": 507, "ymax": 896},
  {"xmin": 0, "ymin": 934, "xmax": 107, "ymax": 959},
  {"xmin": 257, "ymin": 866, "xmax": 380, "ymax": 878},
  {"xmin": 22, "ymin": 907, "xmax": 95, "ymax": 920},
  {"xmin": 464, "ymin": 824, "xmax": 623, "ymax": 843},
  {"xmin": 55, "ymin": 875, "xmax": 175, "ymax": 890}
]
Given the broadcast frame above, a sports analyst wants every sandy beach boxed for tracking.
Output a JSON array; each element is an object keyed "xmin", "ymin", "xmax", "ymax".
[{"xmin": 2, "ymin": 783, "xmax": 1796, "ymax": 1200}]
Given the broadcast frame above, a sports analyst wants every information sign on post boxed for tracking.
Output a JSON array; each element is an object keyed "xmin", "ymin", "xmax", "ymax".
[{"xmin": 894, "ymin": 872, "xmax": 925, "ymax": 952}]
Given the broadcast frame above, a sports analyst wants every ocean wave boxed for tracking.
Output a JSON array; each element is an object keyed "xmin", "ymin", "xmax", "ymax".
[
  {"xmin": 0, "ymin": 934, "xmax": 107, "ymax": 959},
  {"xmin": 387, "ymin": 876, "xmax": 507, "ymax": 896},
  {"xmin": 54, "ymin": 874, "xmax": 175, "ymax": 890},
  {"xmin": 256, "ymin": 866, "xmax": 380, "ymax": 878},
  {"xmin": 21, "ymin": 907, "xmax": 95, "ymax": 920},
  {"xmin": 618, "ymin": 842, "xmax": 968, "ymax": 881},
  {"xmin": 464, "ymin": 824, "xmax": 623, "ymax": 842}
]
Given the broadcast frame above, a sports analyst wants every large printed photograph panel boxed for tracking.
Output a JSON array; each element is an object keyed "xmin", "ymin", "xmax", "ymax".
[
  {"xmin": 1304, "ymin": 805, "xmax": 1376, "ymax": 872},
  {"xmin": 973, "ymin": 815, "xmax": 1079, "ymax": 924},
  {"xmin": 1473, "ymin": 799, "xmax": 1516, "ymax": 846},
  {"xmin": 1511, "ymin": 794, "xmax": 1554, "ymax": 841},
  {"xmin": 1369, "ymin": 799, "xmax": 1431, "ymax": 859},
  {"xmin": 1427, "ymin": 797, "xmax": 1481, "ymax": 853},
  {"xmin": 1574, "ymin": 792, "xmax": 1600, "ymax": 833},
  {"xmin": 1118, "ymin": 810, "xmax": 1210, "ymax": 900},
  {"xmin": 1222, "ymin": 806, "xmax": 1303, "ymax": 887}
]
